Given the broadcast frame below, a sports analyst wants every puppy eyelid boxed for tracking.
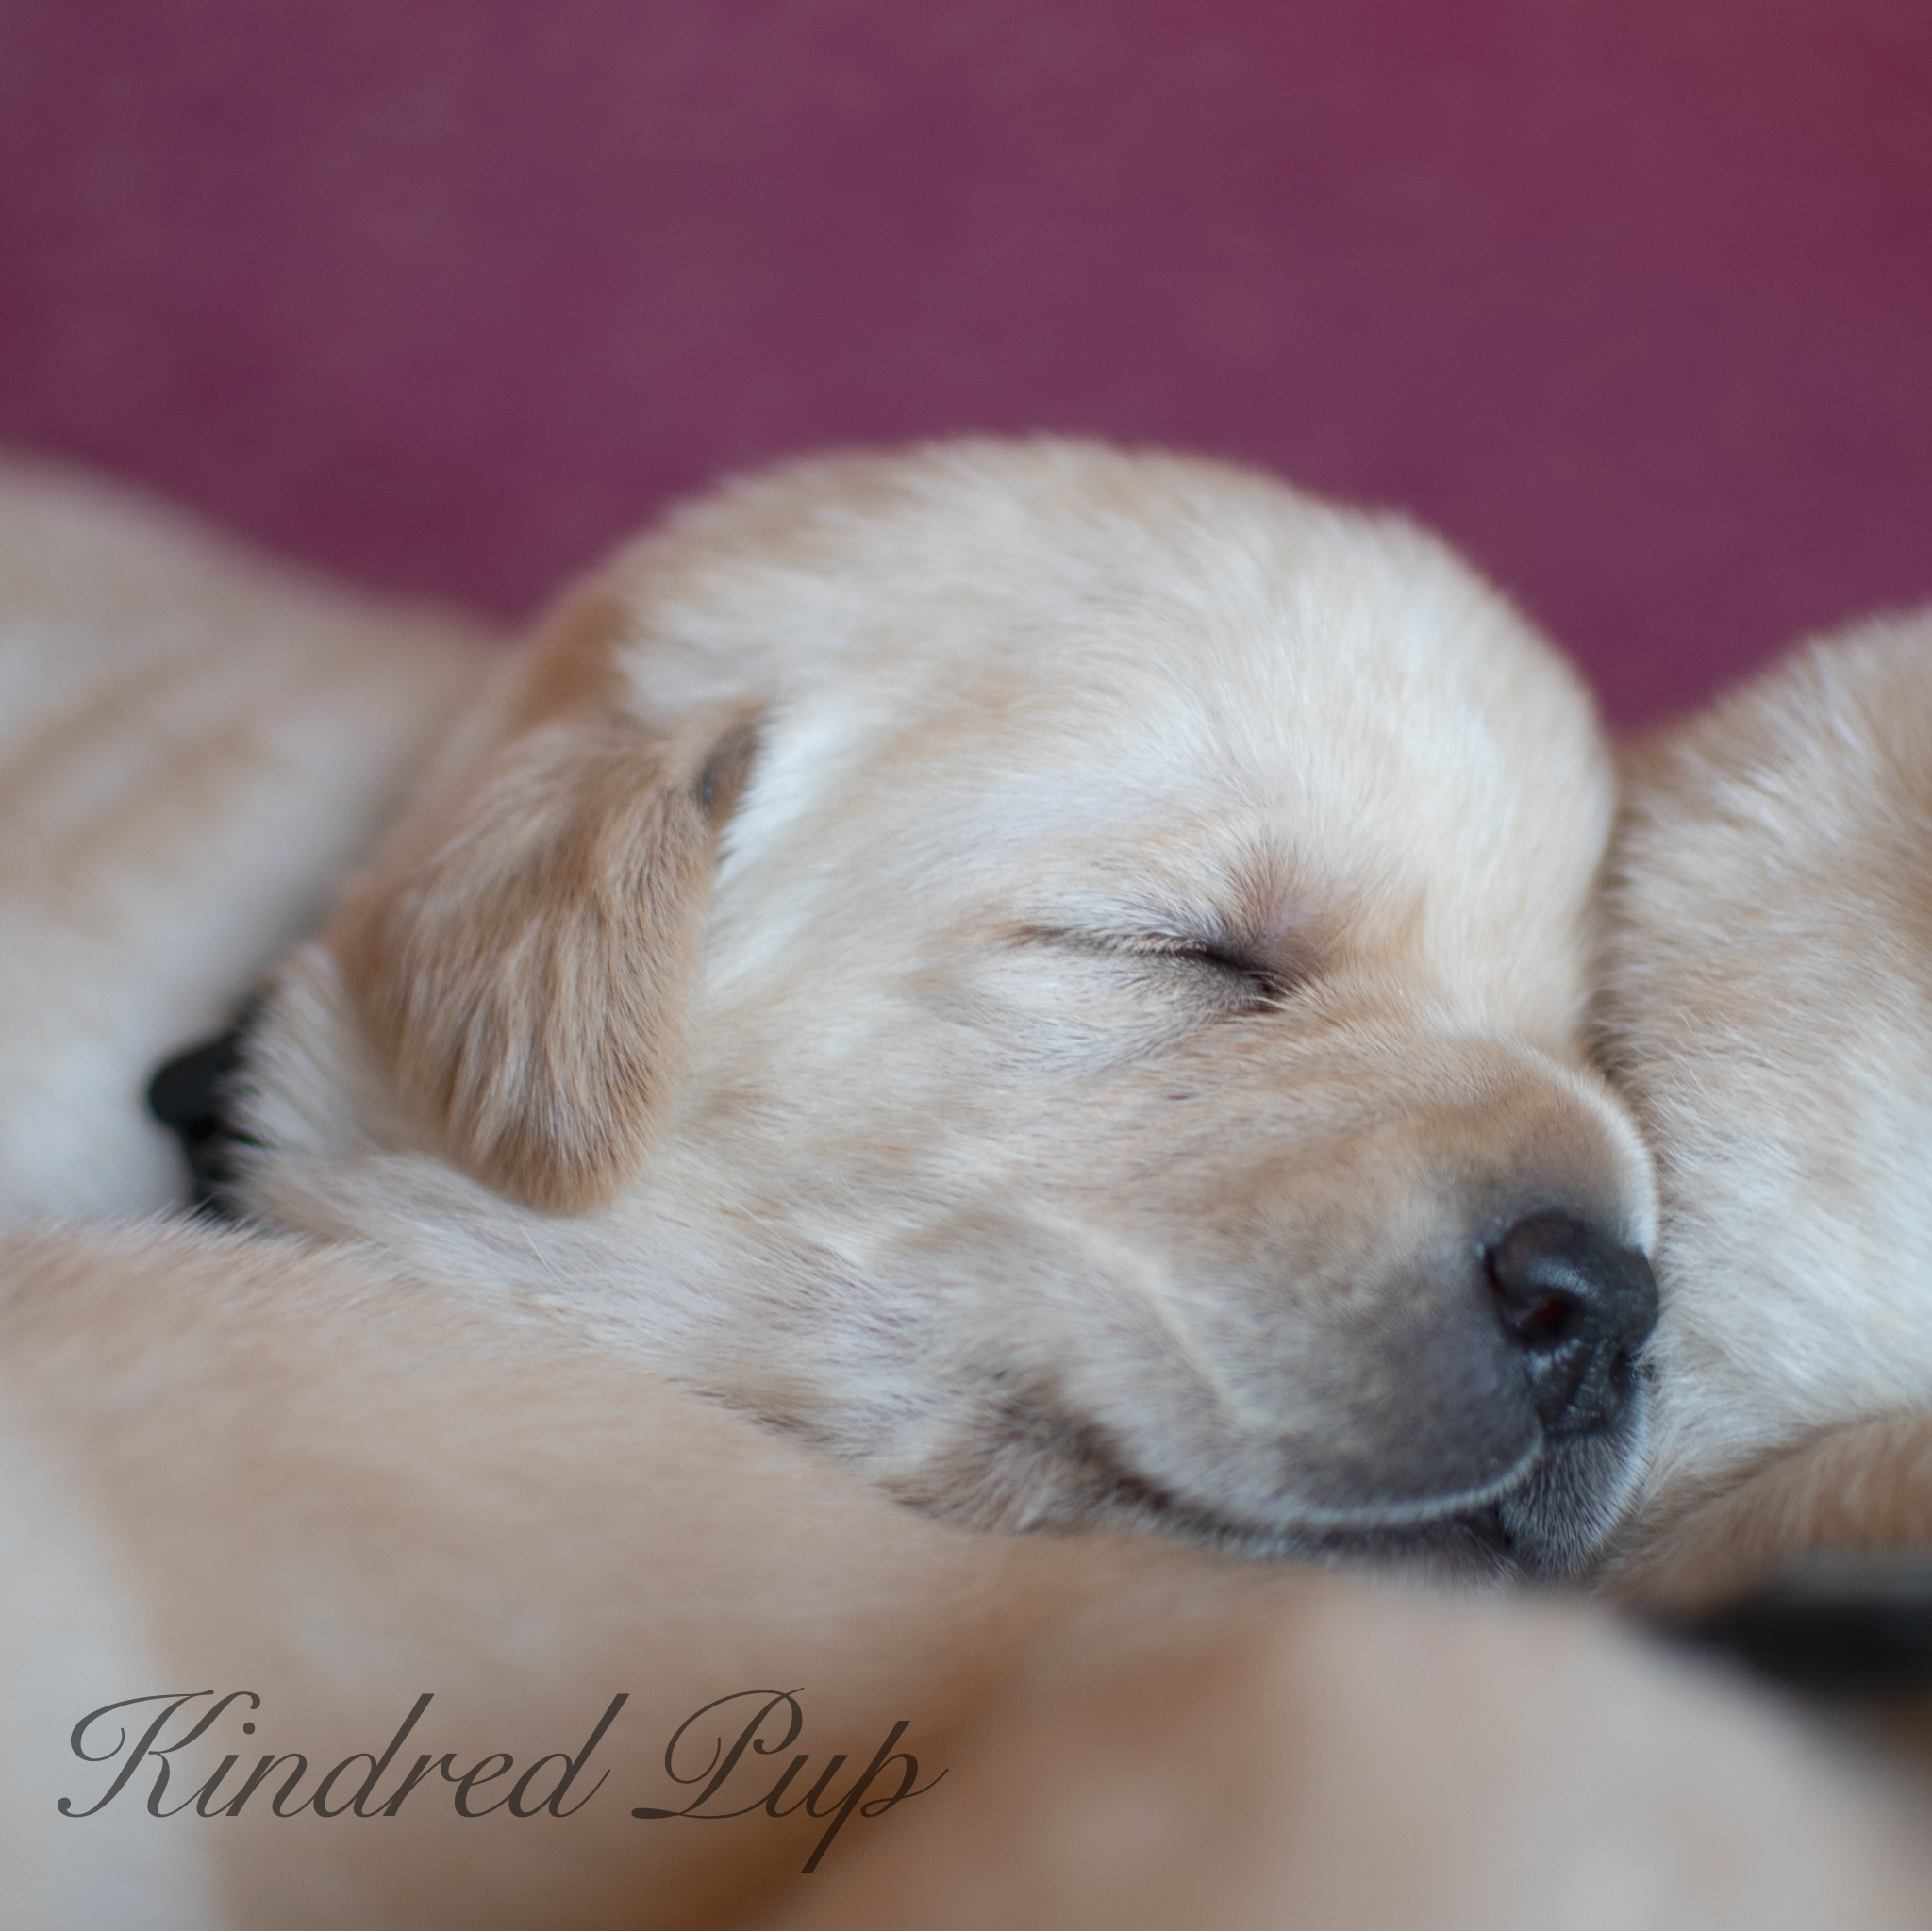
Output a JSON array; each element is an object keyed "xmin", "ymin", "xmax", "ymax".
[
  {"xmin": 1029, "ymin": 926, "xmax": 1303, "ymax": 1005},
  {"xmin": 1145, "ymin": 938, "xmax": 1292, "ymax": 1001}
]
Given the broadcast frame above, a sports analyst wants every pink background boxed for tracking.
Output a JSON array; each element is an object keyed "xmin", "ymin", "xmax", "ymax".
[{"xmin": 3, "ymin": 1, "xmax": 1927, "ymax": 725}]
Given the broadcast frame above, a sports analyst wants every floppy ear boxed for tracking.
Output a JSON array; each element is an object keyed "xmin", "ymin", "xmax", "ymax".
[{"xmin": 329, "ymin": 589, "xmax": 756, "ymax": 1214}]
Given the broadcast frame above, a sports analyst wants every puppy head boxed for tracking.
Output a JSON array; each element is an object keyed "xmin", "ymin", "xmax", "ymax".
[
  {"xmin": 241, "ymin": 441, "xmax": 1657, "ymax": 1576},
  {"xmin": 1596, "ymin": 612, "xmax": 1932, "ymax": 1557}
]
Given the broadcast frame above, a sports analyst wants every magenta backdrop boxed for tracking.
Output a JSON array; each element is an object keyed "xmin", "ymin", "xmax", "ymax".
[{"xmin": 3, "ymin": 1, "xmax": 1928, "ymax": 724}]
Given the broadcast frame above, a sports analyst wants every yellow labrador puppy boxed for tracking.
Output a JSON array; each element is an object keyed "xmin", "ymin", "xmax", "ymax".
[
  {"xmin": 1596, "ymin": 610, "xmax": 1932, "ymax": 1604},
  {"xmin": 5, "ymin": 453, "xmax": 1927, "ymax": 1930},
  {"xmin": 194, "ymin": 439, "xmax": 1663, "ymax": 1576}
]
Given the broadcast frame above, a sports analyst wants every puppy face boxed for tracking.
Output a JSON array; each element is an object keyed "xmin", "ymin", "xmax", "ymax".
[
  {"xmin": 231, "ymin": 441, "xmax": 1657, "ymax": 1575},
  {"xmin": 1597, "ymin": 612, "xmax": 1932, "ymax": 1559}
]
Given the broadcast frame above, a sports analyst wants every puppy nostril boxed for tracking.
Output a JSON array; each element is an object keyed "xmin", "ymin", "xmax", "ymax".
[
  {"xmin": 1606, "ymin": 1341, "xmax": 1635, "ymax": 1397},
  {"xmin": 1485, "ymin": 1211, "xmax": 1659, "ymax": 1437},
  {"xmin": 1494, "ymin": 1286, "xmax": 1576, "ymax": 1349}
]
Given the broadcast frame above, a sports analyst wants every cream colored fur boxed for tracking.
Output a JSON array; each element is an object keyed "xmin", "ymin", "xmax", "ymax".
[
  {"xmin": 230, "ymin": 441, "xmax": 1657, "ymax": 1573},
  {"xmin": 3, "ymin": 451, "xmax": 1929, "ymax": 1927},
  {"xmin": 0, "ymin": 454, "xmax": 491, "ymax": 1219},
  {"xmin": 5, "ymin": 1219, "xmax": 1928, "ymax": 1931},
  {"xmin": 1597, "ymin": 611, "xmax": 1932, "ymax": 1600}
]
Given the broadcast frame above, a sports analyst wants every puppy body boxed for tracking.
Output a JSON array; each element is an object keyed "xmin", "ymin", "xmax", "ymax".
[
  {"xmin": 0, "ymin": 456, "xmax": 491, "ymax": 1219},
  {"xmin": 7, "ymin": 1219, "xmax": 1929, "ymax": 1931},
  {"xmin": 0, "ymin": 1218, "xmax": 1197, "ymax": 1931},
  {"xmin": 1599, "ymin": 612, "xmax": 1932, "ymax": 1593},
  {"xmin": 1613, "ymin": 1415, "xmax": 1932, "ymax": 1612},
  {"xmin": 227, "ymin": 441, "xmax": 1657, "ymax": 1573}
]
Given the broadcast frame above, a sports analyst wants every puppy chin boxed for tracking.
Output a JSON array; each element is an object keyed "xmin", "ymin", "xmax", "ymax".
[
  {"xmin": 1487, "ymin": 1389, "xmax": 1654, "ymax": 1579},
  {"xmin": 1232, "ymin": 1423, "xmax": 1650, "ymax": 1583},
  {"xmin": 1294, "ymin": 1388, "xmax": 1655, "ymax": 1582},
  {"xmin": 887, "ymin": 1372, "xmax": 1652, "ymax": 1584},
  {"xmin": 1189, "ymin": 1418, "xmax": 1650, "ymax": 1582}
]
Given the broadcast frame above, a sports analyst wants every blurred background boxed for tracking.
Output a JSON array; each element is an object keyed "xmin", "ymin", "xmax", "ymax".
[{"xmin": 2, "ymin": 0, "xmax": 1926, "ymax": 725}]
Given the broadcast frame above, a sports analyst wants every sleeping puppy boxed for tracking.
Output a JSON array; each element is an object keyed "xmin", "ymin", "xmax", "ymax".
[
  {"xmin": 1596, "ymin": 610, "xmax": 1932, "ymax": 1605},
  {"xmin": 201, "ymin": 438, "xmax": 1659, "ymax": 1574}
]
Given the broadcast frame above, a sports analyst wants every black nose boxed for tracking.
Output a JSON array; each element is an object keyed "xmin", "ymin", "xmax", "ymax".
[
  {"xmin": 1486, "ymin": 1212, "xmax": 1658, "ymax": 1437},
  {"xmin": 146, "ymin": 995, "xmax": 263, "ymax": 1220}
]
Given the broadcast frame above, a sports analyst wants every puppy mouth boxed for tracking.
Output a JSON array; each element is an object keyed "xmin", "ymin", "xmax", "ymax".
[
  {"xmin": 1099, "ymin": 1466, "xmax": 1544, "ymax": 1580},
  {"xmin": 939, "ymin": 1378, "xmax": 1650, "ymax": 1582},
  {"xmin": 1101, "ymin": 1473, "xmax": 1534, "ymax": 1580},
  {"xmin": 1093, "ymin": 1451, "xmax": 1632, "ymax": 1582}
]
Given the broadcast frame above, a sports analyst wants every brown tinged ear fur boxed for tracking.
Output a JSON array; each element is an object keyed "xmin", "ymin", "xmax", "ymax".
[{"xmin": 330, "ymin": 593, "xmax": 750, "ymax": 1214}]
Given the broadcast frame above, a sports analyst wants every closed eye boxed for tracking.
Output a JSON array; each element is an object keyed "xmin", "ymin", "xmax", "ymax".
[
  {"xmin": 1136, "ymin": 938, "xmax": 1294, "ymax": 1008},
  {"xmin": 1024, "ymin": 926, "xmax": 1309, "ymax": 1012}
]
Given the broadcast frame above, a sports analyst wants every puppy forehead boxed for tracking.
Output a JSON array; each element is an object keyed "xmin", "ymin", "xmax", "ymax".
[
  {"xmin": 723, "ymin": 592, "xmax": 1600, "ymax": 918},
  {"xmin": 609, "ymin": 440, "xmax": 1608, "ymax": 910}
]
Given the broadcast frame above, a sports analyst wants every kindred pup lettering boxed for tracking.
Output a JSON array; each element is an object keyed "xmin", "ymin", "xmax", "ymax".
[{"xmin": 59, "ymin": 1688, "xmax": 942, "ymax": 1871}]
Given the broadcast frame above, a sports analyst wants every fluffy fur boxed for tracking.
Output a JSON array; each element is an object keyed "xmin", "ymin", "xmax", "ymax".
[
  {"xmin": 6, "ymin": 1220, "xmax": 1928, "ymax": 1931},
  {"xmin": 0, "ymin": 454, "xmax": 490, "ymax": 1218},
  {"xmin": 1597, "ymin": 611, "xmax": 1932, "ymax": 1600},
  {"xmin": 223, "ymin": 440, "xmax": 1658, "ymax": 1574},
  {"xmin": 4, "ymin": 450, "xmax": 1929, "ymax": 1929}
]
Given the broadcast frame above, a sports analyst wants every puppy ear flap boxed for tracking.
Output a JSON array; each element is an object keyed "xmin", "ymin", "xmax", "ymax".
[{"xmin": 330, "ymin": 590, "xmax": 757, "ymax": 1214}]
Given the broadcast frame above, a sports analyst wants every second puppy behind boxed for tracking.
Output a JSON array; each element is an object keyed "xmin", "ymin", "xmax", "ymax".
[
  {"xmin": 1599, "ymin": 608, "xmax": 1932, "ymax": 1602},
  {"xmin": 201, "ymin": 439, "xmax": 1658, "ymax": 1573}
]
